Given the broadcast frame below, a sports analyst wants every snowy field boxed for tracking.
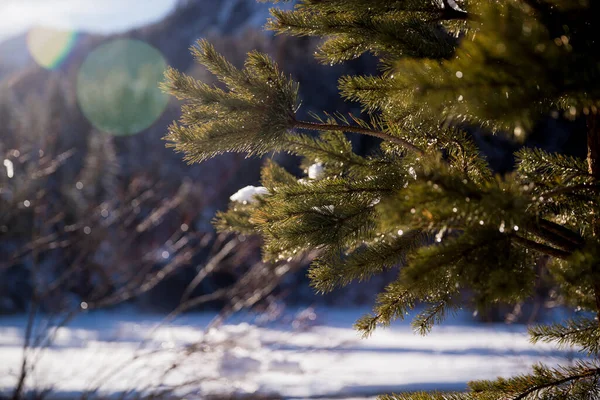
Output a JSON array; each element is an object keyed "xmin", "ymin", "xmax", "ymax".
[{"xmin": 0, "ymin": 307, "xmax": 579, "ymax": 399}]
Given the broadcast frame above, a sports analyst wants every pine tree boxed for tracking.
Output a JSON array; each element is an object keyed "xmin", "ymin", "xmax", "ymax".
[{"xmin": 162, "ymin": 0, "xmax": 600, "ymax": 398}]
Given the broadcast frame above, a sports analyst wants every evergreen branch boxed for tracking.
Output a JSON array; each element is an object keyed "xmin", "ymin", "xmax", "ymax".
[
  {"xmin": 162, "ymin": 8, "xmax": 600, "ymax": 399},
  {"xmin": 266, "ymin": 5, "xmax": 461, "ymax": 61},
  {"xmin": 540, "ymin": 183, "xmax": 600, "ymax": 198},
  {"xmin": 380, "ymin": 393, "xmax": 490, "ymax": 400},
  {"xmin": 512, "ymin": 367, "xmax": 600, "ymax": 400},
  {"xmin": 282, "ymin": 186, "xmax": 393, "ymax": 198},
  {"xmin": 516, "ymin": 147, "xmax": 591, "ymax": 183},
  {"xmin": 293, "ymin": 120, "xmax": 424, "ymax": 154},
  {"xmin": 281, "ymin": 135, "xmax": 368, "ymax": 168},
  {"xmin": 310, "ymin": 230, "xmax": 423, "ymax": 293},
  {"xmin": 412, "ymin": 298, "xmax": 458, "ymax": 335},
  {"xmin": 529, "ymin": 318, "xmax": 600, "ymax": 356},
  {"xmin": 355, "ymin": 286, "xmax": 417, "ymax": 338}
]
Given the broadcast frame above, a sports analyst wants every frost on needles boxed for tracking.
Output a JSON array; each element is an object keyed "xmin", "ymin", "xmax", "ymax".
[{"xmin": 162, "ymin": 0, "xmax": 600, "ymax": 398}]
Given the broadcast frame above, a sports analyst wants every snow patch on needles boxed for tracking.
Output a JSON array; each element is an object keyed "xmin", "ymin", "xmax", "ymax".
[
  {"xmin": 230, "ymin": 186, "xmax": 269, "ymax": 204},
  {"xmin": 408, "ymin": 166, "xmax": 417, "ymax": 180},
  {"xmin": 308, "ymin": 163, "xmax": 324, "ymax": 180},
  {"xmin": 312, "ymin": 205, "xmax": 334, "ymax": 213},
  {"xmin": 369, "ymin": 198, "xmax": 381, "ymax": 207}
]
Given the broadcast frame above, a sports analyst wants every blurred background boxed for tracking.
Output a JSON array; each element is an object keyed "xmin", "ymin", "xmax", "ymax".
[
  {"xmin": 0, "ymin": 1, "xmax": 582, "ymax": 399},
  {"xmin": 0, "ymin": 0, "xmax": 394, "ymax": 315}
]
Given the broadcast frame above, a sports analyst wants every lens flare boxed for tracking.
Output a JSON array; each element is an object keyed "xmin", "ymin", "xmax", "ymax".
[
  {"xmin": 27, "ymin": 26, "xmax": 78, "ymax": 70},
  {"xmin": 76, "ymin": 39, "xmax": 169, "ymax": 136}
]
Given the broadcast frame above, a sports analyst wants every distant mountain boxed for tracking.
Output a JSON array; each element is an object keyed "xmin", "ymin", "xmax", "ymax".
[
  {"xmin": 131, "ymin": 0, "xmax": 291, "ymax": 71},
  {"xmin": 0, "ymin": 0, "xmax": 367, "ymax": 172},
  {"xmin": 0, "ymin": 0, "xmax": 288, "ymax": 81},
  {"xmin": 0, "ymin": 33, "xmax": 32, "ymax": 78}
]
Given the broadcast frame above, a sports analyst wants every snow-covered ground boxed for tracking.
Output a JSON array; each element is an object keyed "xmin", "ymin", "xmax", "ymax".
[{"xmin": 0, "ymin": 307, "xmax": 579, "ymax": 399}]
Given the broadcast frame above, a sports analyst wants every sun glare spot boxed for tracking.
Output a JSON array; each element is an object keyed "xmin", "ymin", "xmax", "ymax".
[
  {"xmin": 76, "ymin": 39, "xmax": 169, "ymax": 136},
  {"xmin": 27, "ymin": 26, "xmax": 78, "ymax": 70}
]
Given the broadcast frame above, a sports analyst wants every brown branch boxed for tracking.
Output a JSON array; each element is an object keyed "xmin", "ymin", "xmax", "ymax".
[
  {"xmin": 293, "ymin": 120, "xmax": 425, "ymax": 154},
  {"xmin": 180, "ymin": 237, "xmax": 239, "ymax": 303},
  {"xmin": 510, "ymin": 235, "xmax": 571, "ymax": 260},
  {"xmin": 525, "ymin": 222, "xmax": 580, "ymax": 253},
  {"xmin": 538, "ymin": 218, "xmax": 584, "ymax": 247}
]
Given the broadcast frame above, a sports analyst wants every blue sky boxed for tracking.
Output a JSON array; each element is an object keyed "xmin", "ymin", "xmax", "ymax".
[{"xmin": 0, "ymin": 0, "xmax": 179, "ymax": 42}]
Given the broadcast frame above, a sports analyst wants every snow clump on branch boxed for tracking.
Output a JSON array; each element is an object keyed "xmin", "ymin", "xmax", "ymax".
[{"xmin": 230, "ymin": 186, "xmax": 269, "ymax": 204}]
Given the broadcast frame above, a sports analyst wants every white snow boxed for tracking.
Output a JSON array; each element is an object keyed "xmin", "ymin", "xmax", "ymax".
[
  {"xmin": 408, "ymin": 166, "xmax": 417, "ymax": 180},
  {"xmin": 230, "ymin": 185, "xmax": 269, "ymax": 204},
  {"xmin": 312, "ymin": 205, "xmax": 335, "ymax": 213},
  {"xmin": 0, "ymin": 307, "xmax": 580, "ymax": 399},
  {"xmin": 308, "ymin": 163, "xmax": 325, "ymax": 180},
  {"xmin": 3, "ymin": 159, "xmax": 14, "ymax": 178}
]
